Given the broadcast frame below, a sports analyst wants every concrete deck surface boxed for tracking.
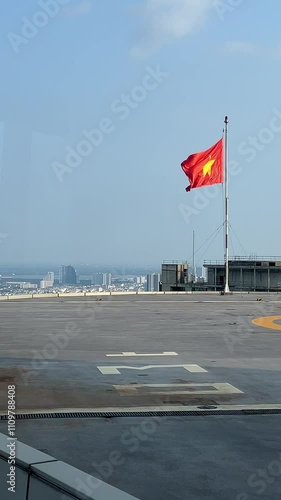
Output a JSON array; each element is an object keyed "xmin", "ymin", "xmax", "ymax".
[{"xmin": 0, "ymin": 294, "xmax": 281, "ymax": 499}]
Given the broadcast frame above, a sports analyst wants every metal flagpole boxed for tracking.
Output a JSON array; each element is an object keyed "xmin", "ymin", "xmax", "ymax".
[
  {"xmin": 224, "ymin": 116, "xmax": 230, "ymax": 293},
  {"xmin": 192, "ymin": 230, "xmax": 195, "ymax": 284}
]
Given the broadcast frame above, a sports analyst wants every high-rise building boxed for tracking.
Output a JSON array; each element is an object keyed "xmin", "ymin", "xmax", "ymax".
[
  {"xmin": 47, "ymin": 272, "xmax": 55, "ymax": 284},
  {"xmin": 103, "ymin": 273, "xmax": 112, "ymax": 287},
  {"xmin": 135, "ymin": 276, "xmax": 146, "ymax": 285},
  {"xmin": 59, "ymin": 265, "xmax": 77, "ymax": 285},
  {"xmin": 146, "ymin": 273, "xmax": 160, "ymax": 292},
  {"xmin": 92, "ymin": 273, "xmax": 111, "ymax": 288},
  {"xmin": 39, "ymin": 271, "xmax": 55, "ymax": 289},
  {"xmin": 41, "ymin": 271, "xmax": 55, "ymax": 287},
  {"xmin": 93, "ymin": 273, "xmax": 103, "ymax": 286}
]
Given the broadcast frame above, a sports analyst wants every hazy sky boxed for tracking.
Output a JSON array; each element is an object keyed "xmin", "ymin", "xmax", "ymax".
[{"xmin": 1, "ymin": 0, "xmax": 281, "ymax": 266}]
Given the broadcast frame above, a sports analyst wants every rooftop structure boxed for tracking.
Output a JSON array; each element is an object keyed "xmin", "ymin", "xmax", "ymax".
[
  {"xmin": 204, "ymin": 256, "xmax": 281, "ymax": 291},
  {"xmin": 161, "ymin": 262, "xmax": 189, "ymax": 291}
]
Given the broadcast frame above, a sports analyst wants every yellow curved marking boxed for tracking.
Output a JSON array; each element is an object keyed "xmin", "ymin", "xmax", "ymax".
[{"xmin": 252, "ymin": 315, "xmax": 281, "ymax": 331}]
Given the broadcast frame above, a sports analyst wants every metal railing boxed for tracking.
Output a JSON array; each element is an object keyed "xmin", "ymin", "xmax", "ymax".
[
  {"xmin": 162, "ymin": 260, "xmax": 188, "ymax": 265},
  {"xmin": 204, "ymin": 256, "xmax": 281, "ymax": 265}
]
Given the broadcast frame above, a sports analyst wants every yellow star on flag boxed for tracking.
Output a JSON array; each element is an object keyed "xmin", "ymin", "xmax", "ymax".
[{"xmin": 203, "ymin": 159, "xmax": 215, "ymax": 177}]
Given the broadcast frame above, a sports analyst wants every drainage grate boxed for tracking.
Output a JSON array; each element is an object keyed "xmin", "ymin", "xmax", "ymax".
[{"xmin": 1, "ymin": 409, "xmax": 281, "ymax": 420}]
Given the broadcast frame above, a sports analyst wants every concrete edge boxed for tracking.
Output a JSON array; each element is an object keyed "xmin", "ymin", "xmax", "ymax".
[
  {"xmin": 0, "ymin": 291, "xmax": 280, "ymax": 301},
  {"xmin": 0, "ymin": 432, "xmax": 139, "ymax": 499},
  {"xmin": 31, "ymin": 460, "xmax": 139, "ymax": 499}
]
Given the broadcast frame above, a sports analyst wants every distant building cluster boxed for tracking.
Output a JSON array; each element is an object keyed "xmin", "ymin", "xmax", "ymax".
[
  {"xmin": 2, "ymin": 256, "xmax": 281, "ymax": 296},
  {"xmin": 92, "ymin": 273, "xmax": 112, "ymax": 288},
  {"xmin": 20, "ymin": 282, "xmax": 37, "ymax": 290},
  {"xmin": 0, "ymin": 267, "xmax": 149, "ymax": 296}
]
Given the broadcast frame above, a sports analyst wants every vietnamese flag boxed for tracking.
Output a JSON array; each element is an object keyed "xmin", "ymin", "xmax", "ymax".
[{"xmin": 181, "ymin": 138, "xmax": 224, "ymax": 192}]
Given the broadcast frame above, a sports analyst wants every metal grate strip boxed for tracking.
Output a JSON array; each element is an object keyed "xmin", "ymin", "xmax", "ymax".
[{"xmin": 1, "ymin": 409, "xmax": 281, "ymax": 420}]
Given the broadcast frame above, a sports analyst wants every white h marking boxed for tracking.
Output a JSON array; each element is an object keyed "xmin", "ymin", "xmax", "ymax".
[{"xmin": 97, "ymin": 364, "xmax": 208, "ymax": 375}]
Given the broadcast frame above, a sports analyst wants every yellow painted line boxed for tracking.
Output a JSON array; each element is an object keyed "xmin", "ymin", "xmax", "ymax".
[{"xmin": 252, "ymin": 315, "xmax": 281, "ymax": 331}]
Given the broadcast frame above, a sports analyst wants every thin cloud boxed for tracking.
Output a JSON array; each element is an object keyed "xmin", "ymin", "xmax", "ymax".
[
  {"xmin": 131, "ymin": 0, "xmax": 214, "ymax": 59},
  {"xmin": 62, "ymin": 0, "xmax": 93, "ymax": 17},
  {"xmin": 225, "ymin": 41, "xmax": 259, "ymax": 55},
  {"xmin": 273, "ymin": 42, "xmax": 281, "ymax": 59},
  {"xmin": 225, "ymin": 40, "xmax": 281, "ymax": 60}
]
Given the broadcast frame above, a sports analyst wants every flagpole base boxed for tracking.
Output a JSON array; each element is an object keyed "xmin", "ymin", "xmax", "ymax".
[{"xmin": 223, "ymin": 283, "xmax": 231, "ymax": 294}]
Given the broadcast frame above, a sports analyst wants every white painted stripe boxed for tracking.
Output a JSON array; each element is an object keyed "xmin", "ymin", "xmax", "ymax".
[
  {"xmin": 99, "ymin": 366, "xmax": 120, "ymax": 374},
  {"xmin": 97, "ymin": 364, "xmax": 208, "ymax": 375},
  {"xmin": 186, "ymin": 364, "xmax": 208, "ymax": 373},
  {"xmin": 106, "ymin": 352, "xmax": 178, "ymax": 357},
  {"xmin": 2, "ymin": 404, "xmax": 281, "ymax": 416},
  {"xmin": 113, "ymin": 382, "xmax": 243, "ymax": 396},
  {"xmin": 135, "ymin": 300, "xmax": 273, "ymax": 303},
  {"xmin": 212, "ymin": 383, "xmax": 243, "ymax": 394}
]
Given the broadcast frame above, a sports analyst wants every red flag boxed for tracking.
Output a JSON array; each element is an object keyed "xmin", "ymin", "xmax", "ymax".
[{"xmin": 181, "ymin": 138, "xmax": 224, "ymax": 192}]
